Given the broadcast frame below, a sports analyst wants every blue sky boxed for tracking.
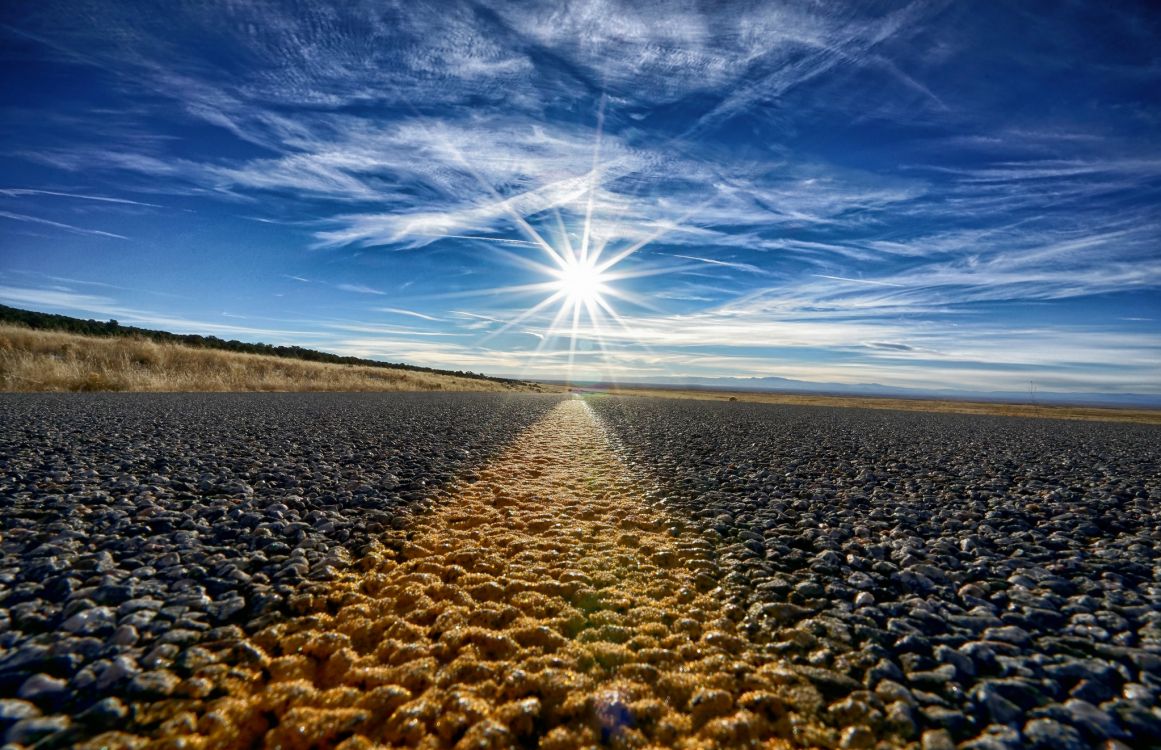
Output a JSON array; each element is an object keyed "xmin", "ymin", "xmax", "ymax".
[{"xmin": 1, "ymin": 1, "xmax": 1159, "ymax": 393}]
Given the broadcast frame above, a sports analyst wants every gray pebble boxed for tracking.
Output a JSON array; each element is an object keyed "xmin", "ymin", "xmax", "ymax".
[
  {"xmin": 0, "ymin": 700, "xmax": 39, "ymax": 727},
  {"xmin": 16, "ymin": 674, "xmax": 65, "ymax": 701},
  {"xmin": 920, "ymin": 728, "xmax": 955, "ymax": 750},
  {"xmin": 1023, "ymin": 718, "xmax": 1086, "ymax": 750},
  {"xmin": 4, "ymin": 715, "xmax": 69, "ymax": 746}
]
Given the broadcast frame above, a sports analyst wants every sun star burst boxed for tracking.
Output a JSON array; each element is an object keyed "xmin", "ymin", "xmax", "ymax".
[
  {"xmin": 433, "ymin": 95, "xmax": 691, "ymax": 380},
  {"xmin": 553, "ymin": 256, "xmax": 609, "ymax": 307}
]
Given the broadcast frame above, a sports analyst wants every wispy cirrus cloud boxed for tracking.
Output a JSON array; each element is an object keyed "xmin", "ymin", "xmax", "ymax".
[
  {"xmin": 335, "ymin": 283, "xmax": 386, "ymax": 295},
  {"xmin": 0, "ymin": 210, "xmax": 128, "ymax": 239},
  {"xmin": 0, "ymin": 188, "xmax": 163, "ymax": 207},
  {"xmin": 377, "ymin": 307, "xmax": 443, "ymax": 322},
  {"xmin": 672, "ymin": 254, "xmax": 772, "ymax": 276}
]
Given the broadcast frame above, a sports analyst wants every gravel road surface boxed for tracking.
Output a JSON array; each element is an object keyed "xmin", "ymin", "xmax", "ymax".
[
  {"xmin": 0, "ymin": 393, "xmax": 561, "ymax": 747},
  {"xmin": 592, "ymin": 397, "xmax": 1161, "ymax": 749},
  {"xmin": 139, "ymin": 398, "xmax": 834, "ymax": 750},
  {"xmin": 1, "ymin": 393, "xmax": 1159, "ymax": 749}
]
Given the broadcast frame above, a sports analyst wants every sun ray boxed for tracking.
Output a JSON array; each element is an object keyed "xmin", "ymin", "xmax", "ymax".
[
  {"xmin": 583, "ymin": 295, "xmax": 621, "ymax": 387},
  {"xmin": 579, "ymin": 94, "xmax": 607, "ymax": 266},
  {"xmin": 428, "ymin": 281, "xmax": 561, "ymax": 300},
  {"xmin": 425, "ymin": 122, "xmax": 570, "ymax": 270},
  {"xmin": 588, "ymin": 235, "xmax": 611, "ymax": 267},
  {"xmin": 552, "ymin": 208, "xmax": 576, "ymax": 260},
  {"xmin": 533, "ymin": 303, "xmax": 572, "ymax": 358},
  {"xmin": 595, "ymin": 197, "xmax": 718, "ymax": 273},
  {"xmin": 599, "ymin": 285, "xmax": 666, "ymax": 314},
  {"xmin": 436, "ymin": 94, "xmax": 693, "ymax": 383},
  {"xmin": 542, "ymin": 293, "xmax": 578, "ymax": 344},
  {"xmin": 566, "ymin": 298, "xmax": 583, "ymax": 374},
  {"xmin": 478, "ymin": 289, "xmax": 567, "ymax": 343}
]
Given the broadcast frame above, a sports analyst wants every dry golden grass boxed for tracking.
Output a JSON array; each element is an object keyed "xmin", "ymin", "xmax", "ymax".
[
  {"xmin": 0, "ymin": 325, "xmax": 554, "ymax": 393},
  {"xmin": 591, "ymin": 385, "xmax": 1161, "ymax": 425}
]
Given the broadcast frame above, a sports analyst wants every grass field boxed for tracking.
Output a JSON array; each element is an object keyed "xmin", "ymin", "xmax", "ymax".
[
  {"xmin": 0, "ymin": 324, "xmax": 555, "ymax": 393},
  {"xmin": 586, "ymin": 385, "xmax": 1161, "ymax": 425}
]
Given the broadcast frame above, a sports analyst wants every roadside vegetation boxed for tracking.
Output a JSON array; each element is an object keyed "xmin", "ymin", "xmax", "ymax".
[
  {"xmin": 0, "ymin": 304, "xmax": 517, "ymax": 385},
  {"xmin": 0, "ymin": 324, "xmax": 552, "ymax": 393}
]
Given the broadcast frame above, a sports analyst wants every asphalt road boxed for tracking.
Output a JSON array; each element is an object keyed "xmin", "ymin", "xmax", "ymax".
[
  {"xmin": 0, "ymin": 393, "xmax": 1158, "ymax": 748},
  {"xmin": 0, "ymin": 393, "xmax": 562, "ymax": 746},
  {"xmin": 592, "ymin": 396, "xmax": 1161, "ymax": 749}
]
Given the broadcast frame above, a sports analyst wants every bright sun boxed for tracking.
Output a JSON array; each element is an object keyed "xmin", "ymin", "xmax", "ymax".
[
  {"xmin": 445, "ymin": 95, "xmax": 681, "ymax": 376},
  {"xmin": 553, "ymin": 258, "xmax": 608, "ymax": 305}
]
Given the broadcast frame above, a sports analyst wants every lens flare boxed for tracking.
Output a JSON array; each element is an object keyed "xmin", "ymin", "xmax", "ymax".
[
  {"xmin": 554, "ymin": 257, "xmax": 608, "ymax": 306},
  {"xmin": 428, "ymin": 94, "xmax": 698, "ymax": 381}
]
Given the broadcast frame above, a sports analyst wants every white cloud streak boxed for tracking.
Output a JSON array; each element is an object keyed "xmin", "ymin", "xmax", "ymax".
[{"xmin": 0, "ymin": 210, "xmax": 128, "ymax": 239}]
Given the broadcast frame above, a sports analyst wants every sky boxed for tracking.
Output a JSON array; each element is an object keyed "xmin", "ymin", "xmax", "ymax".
[{"xmin": 1, "ymin": 0, "xmax": 1159, "ymax": 394}]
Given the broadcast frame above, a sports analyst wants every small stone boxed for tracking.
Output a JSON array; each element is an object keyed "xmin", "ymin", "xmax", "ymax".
[
  {"xmin": 117, "ymin": 598, "xmax": 163, "ymax": 617},
  {"xmin": 0, "ymin": 699, "xmax": 40, "ymax": 727},
  {"xmin": 828, "ymin": 698, "xmax": 876, "ymax": 725},
  {"xmin": 109, "ymin": 624, "xmax": 139, "ymax": 647},
  {"xmin": 960, "ymin": 724, "xmax": 1022, "ymax": 750},
  {"xmin": 96, "ymin": 655, "xmax": 140, "ymax": 689},
  {"xmin": 1023, "ymin": 718, "xmax": 1086, "ymax": 750},
  {"xmin": 972, "ymin": 682, "xmax": 1023, "ymax": 726},
  {"xmin": 61, "ymin": 606, "xmax": 116, "ymax": 635},
  {"xmin": 1070, "ymin": 678, "xmax": 1114, "ymax": 704},
  {"xmin": 921, "ymin": 705, "xmax": 968, "ymax": 737},
  {"xmin": 688, "ymin": 688, "xmax": 732, "ymax": 722},
  {"xmin": 5, "ymin": 715, "xmax": 70, "ymax": 745},
  {"xmin": 934, "ymin": 644, "xmax": 975, "ymax": 679},
  {"xmin": 867, "ymin": 658, "xmax": 905, "ymax": 684},
  {"xmin": 77, "ymin": 697, "xmax": 128, "ymax": 729},
  {"xmin": 794, "ymin": 666, "xmax": 860, "ymax": 699},
  {"xmin": 142, "ymin": 643, "xmax": 180, "ymax": 669},
  {"xmin": 1108, "ymin": 700, "xmax": 1161, "ymax": 742},
  {"xmin": 71, "ymin": 667, "xmax": 97, "ymax": 691},
  {"xmin": 884, "ymin": 701, "xmax": 917, "ymax": 739},
  {"xmin": 17, "ymin": 674, "xmax": 66, "ymax": 701},
  {"xmin": 983, "ymin": 626, "xmax": 1031, "ymax": 647},
  {"xmin": 1044, "ymin": 658, "xmax": 1119, "ymax": 686},
  {"xmin": 751, "ymin": 602, "xmax": 811, "ymax": 624},
  {"xmin": 206, "ymin": 596, "xmax": 246, "ymax": 621},
  {"xmin": 158, "ymin": 628, "xmax": 200, "ymax": 646},
  {"xmin": 907, "ymin": 664, "xmax": 956, "ymax": 690},
  {"xmin": 961, "ymin": 642, "xmax": 998, "ymax": 673},
  {"xmin": 976, "ymin": 678, "xmax": 1044, "ymax": 710},
  {"xmin": 921, "ymin": 728, "xmax": 955, "ymax": 750},
  {"xmin": 128, "ymin": 669, "xmax": 181, "ymax": 697},
  {"xmin": 795, "ymin": 580, "xmax": 825, "ymax": 598},
  {"xmin": 839, "ymin": 724, "xmax": 875, "ymax": 749},
  {"xmin": 1122, "ymin": 682, "xmax": 1155, "ymax": 705},
  {"xmin": 875, "ymin": 679, "xmax": 914, "ymax": 705},
  {"xmin": 1061, "ymin": 698, "xmax": 1126, "ymax": 740},
  {"xmin": 854, "ymin": 591, "xmax": 875, "ymax": 607}
]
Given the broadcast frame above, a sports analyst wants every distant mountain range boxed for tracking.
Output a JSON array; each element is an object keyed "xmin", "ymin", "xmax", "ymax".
[{"xmin": 563, "ymin": 375, "xmax": 1161, "ymax": 408}]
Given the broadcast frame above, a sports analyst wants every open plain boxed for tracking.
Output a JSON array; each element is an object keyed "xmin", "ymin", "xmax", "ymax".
[{"xmin": 0, "ymin": 393, "xmax": 1159, "ymax": 749}]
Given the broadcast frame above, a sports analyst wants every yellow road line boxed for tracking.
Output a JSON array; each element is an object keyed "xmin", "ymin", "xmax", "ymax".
[{"xmin": 94, "ymin": 400, "xmax": 830, "ymax": 749}]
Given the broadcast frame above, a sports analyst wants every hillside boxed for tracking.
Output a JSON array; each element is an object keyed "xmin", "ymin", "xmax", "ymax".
[
  {"xmin": 0, "ymin": 304, "xmax": 523, "ymax": 386},
  {"xmin": 0, "ymin": 308, "xmax": 551, "ymax": 393}
]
